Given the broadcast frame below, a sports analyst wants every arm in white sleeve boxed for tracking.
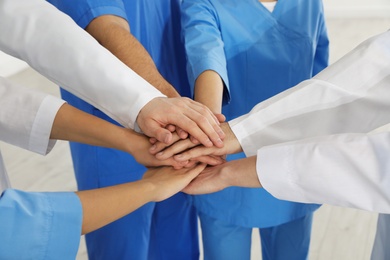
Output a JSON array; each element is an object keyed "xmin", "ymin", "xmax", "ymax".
[
  {"xmin": 229, "ymin": 30, "xmax": 390, "ymax": 156},
  {"xmin": 257, "ymin": 129, "xmax": 390, "ymax": 213},
  {"xmin": 0, "ymin": 77, "xmax": 64, "ymax": 155},
  {"xmin": 228, "ymin": 30, "xmax": 390, "ymax": 212},
  {"xmin": 0, "ymin": 0, "xmax": 164, "ymax": 129}
]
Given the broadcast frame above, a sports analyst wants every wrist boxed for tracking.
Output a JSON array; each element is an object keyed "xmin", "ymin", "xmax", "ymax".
[
  {"xmin": 136, "ymin": 179, "xmax": 159, "ymax": 203},
  {"xmin": 222, "ymin": 123, "xmax": 243, "ymax": 154},
  {"xmin": 223, "ymin": 157, "xmax": 259, "ymax": 188},
  {"xmin": 220, "ymin": 161, "xmax": 238, "ymax": 188},
  {"xmin": 119, "ymin": 129, "xmax": 138, "ymax": 155}
]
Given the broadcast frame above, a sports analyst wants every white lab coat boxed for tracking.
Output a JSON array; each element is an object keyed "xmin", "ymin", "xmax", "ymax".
[
  {"xmin": 0, "ymin": 77, "xmax": 65, "ymax": 192},
  {"xmin": 0, "ymin": 0, "xmax": 166, "ymax": 257},
  {"xmin": 0, "ymin": 0, "xmax": 164, "ymax": 130},
  {"xmin": 229, "ymin": 30, "xmax": 390, "ymax": 213},
  {"xmin": 0, "ymin": 78, "xmax": 85, "ymax": 258},
  {"xmin": 0, "ymin": 0, "xmax": 166, "ymax": 189}
]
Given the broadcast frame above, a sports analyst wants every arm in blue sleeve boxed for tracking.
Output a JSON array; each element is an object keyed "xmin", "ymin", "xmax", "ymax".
[
  {"xmin": 181, "ymin": 0, "xmax": 230, "ymax": 103},
  {"xmin": 312, "ymin": 6, "xmax": 329, "ymax": 76},
  {"xmin": 0, "ymin": 189, "xmax": 82, "ymax": 259},
  {"xmin": 47, "ymin": 0, "xmax": 127, "ymax": 29}
]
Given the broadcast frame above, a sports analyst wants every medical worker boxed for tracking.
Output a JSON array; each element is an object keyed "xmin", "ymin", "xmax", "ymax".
[
  {"xmin": 0, "ymin": 0, "xmax": 222, "ymax": 258},
  {"xmin": 153, "ymin": 30, "xmax": 390, "ymax": 260},
  {"xmin": 0, "ymin": 77, "xmax": 207, "ymax": 259},
  {"xmin": 180, "ymin": 0, "xmax": 329, "ymax": 259},
  {"xmin": 1, "ymin": 0, "xmax": 223, "ymax": 152},
  {"xmin": 154, "ymin": 29, "xmax": 390, "ymax": 222},
  {"xmin": 46, "ymin": 0, "xmax": 206, "ymax": 259}
]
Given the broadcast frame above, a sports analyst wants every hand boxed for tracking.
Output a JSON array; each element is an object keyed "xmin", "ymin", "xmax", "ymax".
[
  {"xmin": 142, "ymin": 163, "xmax": 207, "ymax": 202},
  {"xmin": 147, "ymin": 131, "xmax": 224, "ymax": 166},
  {"xmin": 136, "ymin": 97, "xmax": 225, "ymax": 147},
  {"xmin": 150, "ymin": 122, "xmax": 242, "ymax": 163},
  {"xmin": 126, "ymin": 130, "xmax": 189, "ymax": 169},
  {"xmin": 182, "ymin": 156, "xmax": 260, "ymax": 195},
  {"xmin": 148, "ymin": 113, "xmax": 226, "ymax": 146}
]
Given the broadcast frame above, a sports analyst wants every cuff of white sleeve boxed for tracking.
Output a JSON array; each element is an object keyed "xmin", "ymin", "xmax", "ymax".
[
  {"xmin": 228, "ymin": 120, "xmax": 258, "ymax": 157},
  {"xmin": 29, "ymin": 96, "xmax": 65, "ymax": 155},
  {"xmin": 127, "ymin": 92, "xmax": 166, "ymax": 131},
  {"xmin": 256, "ymin": 146, "xmax": 306, "ymax": 203}
]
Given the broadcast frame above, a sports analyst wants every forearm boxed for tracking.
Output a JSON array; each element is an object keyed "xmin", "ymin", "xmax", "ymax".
[
  {"xmin": 194, "ymin": 70, "xmax": 224, "ymax": 114},
  {"xmin": 224, "ymin": 156, "xmax": 260, "ymax": 188},
  {"xmin": 182, "ymin": 156, "xmax": 259, "ymax": 195},
  {"xmin": 86, "ymin": 15, "xmax": 179, "ymax": 98},
  {"xmin": 50, "ymin": 103, "xmax": 135, "ymax": 154},
  {"xmin": 76, "ymin": 163, "xmax": 206, "ymax": 234},
  {"xmin": 0, "ymin": 0, "xmax": 164, "ymax": 129},
  {"xmin": 76, "ymin": 180, "xmax": 153, "ymax": 234}
]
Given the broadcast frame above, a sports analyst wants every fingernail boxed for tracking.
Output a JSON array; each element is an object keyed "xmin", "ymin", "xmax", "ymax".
[
  {"xmin": 157, "ymin": 152, "xmax": 164, "ymax": 157},
  {"xmin": 175, "ymin": 154, "xmax": 183, "ymax": 159},
  {"xmin": 150, "ymin": 145, "xmax": 156, "ymax": 151}
]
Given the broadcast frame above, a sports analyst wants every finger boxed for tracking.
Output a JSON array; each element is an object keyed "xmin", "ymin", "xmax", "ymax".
[
  {"xmin": 166, "ymin": 124, "xmax": 176, "ymax": 133},
  {"xmin": 184, "ymin": 160, "xmax": 198, "ymax": 168},
  {"xmin": 155, "ymin": 139, "xmax": 199, "ymax": 160},
  {"xmin": 172, "ymin": 160, "xmax": 190, "ymax": 170},
  {"xmin": 185, "ymin": 163, "xmax": 207, "ymax": 179},
  {"xmin": 190, "ymin": 136, "xmax": 200, "ymax": 145},
  {"xmin": 149, "ymin": 137, "xmax": 158, "ymax": 144},
  {"xmin": 180, "ymin": 102, "xmax": 225, "ymax": 147},
  {"xmin": 176, "ymin": 126, "xmax": 189, "ymax": 139},
  {"xmin": 163, "ymin": 158, "xmax": 189, "ymax": 169},
  {"xmin": 215, "ymin": 113, "xmax": 226, "ymax": 123},
  {"xmin": 173, "ymin": 146, "xmax": 214, "ymax": 162},
  {"xmin": 193, "ymin": 155, "xmax": 225, "ymax": 166},
  {"xmin": 146, "ymin": 121, "xmax": 173, "ymax": 145},
  {"xmin": 149, "ymin": 134, "xmax": 183, "ymax": 155},
  {"xmin": 165, "ymin": 98, "xmax": 224, "ymax": 147}
]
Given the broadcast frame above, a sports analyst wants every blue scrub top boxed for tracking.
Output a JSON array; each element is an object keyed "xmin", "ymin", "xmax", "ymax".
[
  {"xmin": 0, "ymin": 189, "xmax": 82, "ymax": 259},
  {"xmin": 47, "ymin": 0, "xmax": 192, "ymax": 182},
  {"xmin": 182, "ymin": 0, "xmax": 329, "ymax": 227},
  {"xmin": 48, "ymin": 0, "xmax": 191, "ymax": 98}
]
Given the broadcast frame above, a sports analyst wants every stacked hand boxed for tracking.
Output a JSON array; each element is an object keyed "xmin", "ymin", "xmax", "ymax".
[
  {"xmin": 137, "ymin": 97, "xmax": 226, "ymax": 147},
  {"xmin": 140, "ymin": 122, "xmax": 261, "ymax": 195},
  {"xmin": 133, "ymin": 101, "xmax": 260, "ymax": 196},
  {"xmin": 149, "ymin": 122, "xmax": 242, "ymax": 166}
]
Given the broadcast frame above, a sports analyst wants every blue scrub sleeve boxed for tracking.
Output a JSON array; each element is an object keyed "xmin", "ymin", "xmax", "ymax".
[
  {"xmin": 312, "ymin": 9, "xmax": 329, "ymax": 75},
  {"xmin": 47, "ymin": 0, "xmax": 128, "ymax": 29},
  {"xmin": 0, "ymin": 189, "xmax": 82, "ymax": 259},
  {"xmin": 181, "ymin": 0, "xmax": 231, "ymax": 104}
]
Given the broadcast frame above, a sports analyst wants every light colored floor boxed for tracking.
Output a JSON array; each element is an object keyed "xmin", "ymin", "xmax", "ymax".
[{"xmin": 1, "ymin": 17, "xmax": 389, "ymax": 259}]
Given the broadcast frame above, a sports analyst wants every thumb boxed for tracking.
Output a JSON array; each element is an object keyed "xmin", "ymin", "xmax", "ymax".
[
  {"xmin": 145, "ymin": 121, "xmax": 173, "ymax": 144},
  {"xmin": 187, "ymin": 163, "xmax": 207, "ymax": 179},
  {"xmin": 215, "ymin": 113, "xmax": 226, "ymax": 123}
]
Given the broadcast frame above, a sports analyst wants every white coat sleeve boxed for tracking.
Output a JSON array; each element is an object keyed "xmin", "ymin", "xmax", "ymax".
[
  {"xmin": 0, "ymin": 0, "xmax": 165, "ymax": 129},
  {"xmin": 228, "ymin": 30, "xmax": 390, "ymax": 212},
  {"xmin": 0, "ymin": 77, "xmax": 65, "ymax": 155},
  {"xmin": 257, "ymin": 129, "xmax": 390, "ymax": 213}
]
